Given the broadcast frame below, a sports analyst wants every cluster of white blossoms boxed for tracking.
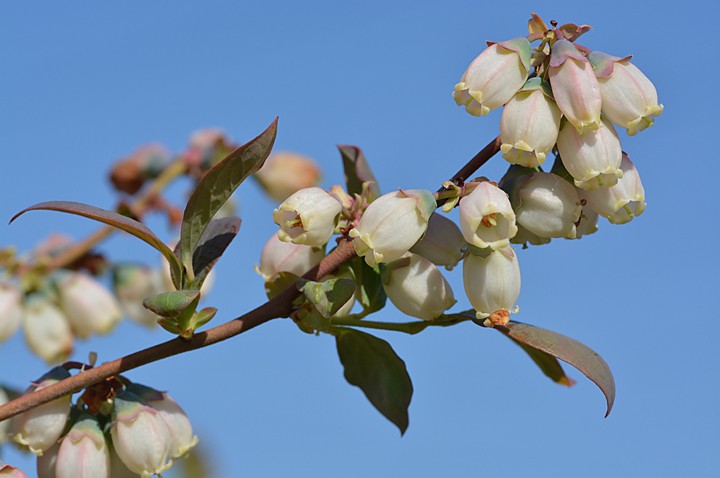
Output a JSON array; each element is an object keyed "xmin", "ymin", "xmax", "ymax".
[
  {"xmin": 262, "ymin": 16, "xmax": 660, "ymax": 329},
  {"xmin": 0, "ymin": 367, "xmax": 197, "ymax": 478}
]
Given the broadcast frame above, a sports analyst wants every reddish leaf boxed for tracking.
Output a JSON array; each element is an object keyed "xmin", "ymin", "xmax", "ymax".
[
  {"xmin": 10, "ymin": 201, "xmax": 182, "ymax": 287},
  {"xmin": 338, "ymin": 145, "xmax": 381, "ymax": 198},
  {"xmin": 498, "ymin": 321, "xmax": 615, "ymax": 416}
]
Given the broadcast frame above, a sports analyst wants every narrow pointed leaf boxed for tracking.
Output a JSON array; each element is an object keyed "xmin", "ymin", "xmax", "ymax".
[
  {"xmin": 338, "ymin": 145, "xmax": 380, "ymax": 197},
  {"xmin": 181, "ymin": 118, "xmax": 278, "ymax": 279},
  {"xmin": 10, "ymin": 201, "xmax": 182, "ymax": 286},
  {"xmin": 336, "ymin": 328, "xmax": 412, "ymax": 434},
  {"xmin": 350, "ymin": 257, "xmax": 386, "ymax": 314},
  {"xmin": 143, "ymin": 290, "xmax": 200, "ymax": 318},
  {"xmin": 510, "ymin": 339, "xmax": 575, "ymax": 387},
  {"xmin": 498, "ymin": 321, "xmax": 615, "ymax": 416}
]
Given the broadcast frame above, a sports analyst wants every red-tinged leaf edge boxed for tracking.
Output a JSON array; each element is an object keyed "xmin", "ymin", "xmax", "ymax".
[
  {"xmin": 338, "ymin": 145, "xmax": 381, "ymax": 198},
  {"xmin": 497, "ymin": 321, "xmax": 615, "ymax": 417},
  {"xmin": 510, "ymin": 338, "xmax": 576, "ymax": 387},
  {"xmin": 180, "ymin": 118, "xmax": 278, "ymax": 283},
  {"xmin": 10, "ymin": 201, "xmax": 183, "ymax": 287}
]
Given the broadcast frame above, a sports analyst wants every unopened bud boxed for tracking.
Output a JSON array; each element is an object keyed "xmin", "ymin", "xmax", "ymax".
[
  {"xmin": 273, "ymin": 187, "xmax": 342, "ymax": 247},
  {"xmin": 410, "ymin": 214, "xmax": 466, "ymax": 270},
  {"xmin": 256, "ymin": 234, "xmax": 325, "ymax": 282},
  {"xmin": 23, "ymin": 295, "xmax": 73, "ymax": 364},
  {"xmin": 55, "ymin": 415, "xmax": 110, "ymax": 478},
  {"xmin": 0, "ymin": 283, "xmax": 22, "ymax": 343},
  {"xmin": 463, "ymin": 248, "xmax": 521, "ymax": 325},
  {"xmin": 56, "ymin": 272, "xmax": 122, "ymax": 338},
  {"xmin": 255, "ymin": 152, "xmax": 322, "ymax": 202},
  {"xmin": 0, "ymin": 461, "xmax": 28, "ymax": 478}
]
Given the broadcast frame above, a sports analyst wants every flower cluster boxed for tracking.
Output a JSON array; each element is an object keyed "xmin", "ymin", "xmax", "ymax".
[{"xmin": 1, "ymin": 367, "xmax": 196, "ymax": 478}]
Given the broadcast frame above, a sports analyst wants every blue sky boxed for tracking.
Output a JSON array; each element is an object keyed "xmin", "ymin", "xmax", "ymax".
[{"xmin": 1, "ymin": 1, "xmax": 717, "ymax": 476}]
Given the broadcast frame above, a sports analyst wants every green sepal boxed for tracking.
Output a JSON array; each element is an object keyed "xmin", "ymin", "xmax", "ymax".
[
  {"xmin": 299, "ymin": 278, "xmax": 356, "ymax": 319},
  {"xmin": 497, "ymin": 37, "xmax": 533, "ymax": 73},
  {"xmin": 398, "ymin": 188, "xmax": 436, "ymax": 222},
  {"xmin": 588, "ymin": 51, "xmax": 632, "ymax": 78},
  {"xmin": 549, "ymin": 39, "xmax": 587, "ymax": 68},
  {"xmin": 142, "ymin": 290, "xmax": 200, "ymax": 318}
]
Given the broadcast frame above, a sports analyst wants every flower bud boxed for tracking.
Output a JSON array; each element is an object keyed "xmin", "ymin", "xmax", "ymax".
[
  {"xmin": 0, "ymin": 461, "xmax": 28, "ymax": 478},
  {"xmin": 113, "ymin": 264, "xmax": 162, "ymax": 327},
  {"xmin": 255, "ymin": 152, "xmax": 322, "ymax": 202},
  {"xmin": 410, "ymin": 213, "xmax": 466, "ymax": 270},
  {"xmin": 56, "ymin": 272, "xmax": 122, "ymax": 338},
  {"xmin": 579, "ymin": 153, "xmax": 646, "ymax": 224},
  {"xmin": 12, "ymin": 367, "xmax": 72, "ymax": 455},
  {"xmin": 500, "ymin": 78, "xmax": 562, "ymax": 167},
  {"xmin": 383, "ymin": 254, "xmax": 456, "ymax": 320},
  {"xmin": 111, "ymin": 391, "xmax": 173, "ymax": 477},
  {"xmin": 548, "ymin": 40, "xmax": 602, "ymax": 134},
  {"xmin": 0, "ymin": 283, "xmax": 22, "ymax": 343},
  {"xmin": 127, "ymin": 384, "xmax": 198, "ymax": 459},
  {"xmin": 453, "ymin": 38, "xmax": 532, "ymax": 116},
  {"xmin": 36, "ymin": 444, "xmax": 58, "ymax": 478},
  {"xmin": 256, "ymin": 234, "xmax": 325, "ymax": 282},
  {"xmin": 463, "ymin": 248, "xmax": 521, "ymax": 326},
  {"xmin": 512, "ymin": 172, "xmax": 582, "ymax": 239},
  {"xmin": 273, "ymin": 187, "xmax": 342, "ymax": 247},
  {"xmin": 350, "ymin": 189, "xmax": 436, "ymax": 268},
  {"xmin": 185, "ymin": 128, "xmax": 229, "ymax": 170},
  {"xmin": 556, "ymin": 117, "xmax": 623, "ymax": 190},
  {"xmin": 55, "ymin": 415, "xmax": 110, "ymax": 478},
  {"xmin": 589, "ymin": 52, "xmax": 663, "ymax": 136},
  {"xmin": 110, "ymin": 144, "xmax": 171, "ymax": 195},
  {"xmin": 23, "ymin": 295, "xmax": 73, "ymax": 364},
  {"xmin": 459, "ymin": 182, "xmax": 517, "ymax": 250}
]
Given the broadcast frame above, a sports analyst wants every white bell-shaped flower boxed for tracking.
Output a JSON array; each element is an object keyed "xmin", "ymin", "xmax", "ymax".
[
  {"xmin": 500, "ymin": 78, "xmax": 562, "ymax": 168},
  {"xmin": 459, "ymin": 181, "xmax": 518, "ymax": 250},
  {"xmin": 256, "ymin": 233, "xmax": 325, "ymax": 282},
  {"xmin": 513, "ymin": 172, "xmax": 582, "ymax": 239},
  {"xmin": 463, "ymin": 248, "xmax": 521, "ymax": 327},
  {"xmin": 453, "ymin": 38, "xmax": 532, "ymax": 116},
  {"xmin": 254, "ymin": 152, "xmax": 322, "ymax": 202},
  {"xmin": 0, "ymin": 461, "xmax": 28, "ymax": 478},
  {"xmin": 556, "ymin": 117, "xmax": 623, "ymax": 191},
  {"xmin": 589, "ymin": 51, "xmax": 663, "ymax": 136},
  {"xmin": 273, "ymin": 187, "xmax": 342, "ymax": 247},
  {"xmin": 350, "ymin": 189, "xmax": 436, "ymax": 268},
  {"xmin": 548, "ymin": 40, "xmax": 602, "ymax": 134},
  {"xmin": 410, "ymin": 213, "xmax": 466, "ymax": 270},
  {"xmin": 55, "ymin": 415, "xmax": 110, "ymax": 478},
  {"xmin": 0, "ymin": 283, "xmax": 22, "ymax": 343},
  {"xmin": 383, "ymin": 253, "xmax": 456, "ymax": 321},
  {"xmin": 579, "ymin": 153, "xmax": 646, "ymax": 224},
  {"xmin": 23, "ymin": 295, "xmax": 73, "ymax": 364},
  {"xmin": 56, "ymin": 272, "xmax": 122, "ymax": 338}
]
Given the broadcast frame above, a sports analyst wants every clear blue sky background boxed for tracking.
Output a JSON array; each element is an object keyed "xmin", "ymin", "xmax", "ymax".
[{"xmin": 1, "ymin": 1, "xmax": 717, "ymax": 477}]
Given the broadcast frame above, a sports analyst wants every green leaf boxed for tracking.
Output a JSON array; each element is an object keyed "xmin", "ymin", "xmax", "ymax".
[
  {"xmin": 349, "ymin": 257, "xmax": 386, "ymax": 314},
  {"xmin": 338, "ymin": 145, "xmax": 380, "ymax": 198},
  {"xmin": 498, "ymin": 321, "xmax": 615, "ymax": 416},
  {"xmin": 143, "ymin": 290, "xmax": 200, "ymax": 318},
  {"xmin": 300, "ymin": 278, "xmax": 356, "ymax": 318},
  {"xmin": 10, "ymin": 201, "xmax": 183, "ymax": 288},
  {"xmin": 173, "ymin": 216, "xmax": 241, "ymax": 289},
  {"xmin": 335, "ymin": 328, "xmax": 413, "ymax": 434},
  {"xmin": 510, "ymin": 339, "xmax": 575, "ymax": 387},
  {"xmin": 180, "ymin": 118, "xmax": 278, "ymax": 281}
]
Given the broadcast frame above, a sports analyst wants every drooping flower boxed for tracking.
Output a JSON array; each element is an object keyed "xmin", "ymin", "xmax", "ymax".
[
  {"xmin": 22, "ymin": 295, "xmax": 73, "ymax": 364},
  {"xmin": 0, "ymin": 461, "xmax": 28, "ymax": 478},
  {"xmin": 453, "ymin": 38, "xmax": 532, "ymax": 116},
  {"xmin": 512, "ymin": 172, "xmax": 582, "ymax": 239},
  {"xmin": 382, "ymin": 253, "xmax": 456, "ymax": 321},
  {"xmin": 255, "ymin": 234, "xmax": 325, "ymax": 282},
  {"xmin": 548, "ymin": 39, "xmax": 602, "ymax": 134},
  {"xmin": 273, "ymin": 187, "xmax": 342, "ymax": 247},
  {"xmin": 579, "ymin": 153, "xmax": 646, "ymax": 224},
  {"xmin": 54, "ymin": 415, "xmax": 110, "ymax": 478},
  {"xmin": 459, "ymin": 182, "xmax": 517, "ymax": 250},
  {"xmin": 56, "ymin": 272, "xmax": 122, "ymax": 338},
  {"xmin": 254, "ymin": 152, "xmax": 322, "ymax": 202},
  {"xmin": 463, "ymin": 248, "xmax": 521, "ymax": 327},
  {"xmin": 556, "ymin": 116, "xmax": 623, "ymax": 190},
  {"xmin": 350, "ymin": 189, "xmax": 436, "ymax": 268},
  {"xmin": 410, "ymin": 213, "xmax": 466, "ymax": 270},
  {"xmin": 589, "ymin": 51, "xmax": 663, "ymax": 135},
  {"xmin": 500, "ymin": 78, "xmax": 562, "ymax": 167},
  {"xmin": 0, "ymin": 282, "xmax": 22, "ymax": 343}
]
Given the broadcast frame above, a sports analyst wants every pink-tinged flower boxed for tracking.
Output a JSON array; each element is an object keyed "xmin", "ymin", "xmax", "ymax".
[
  {"xmin": 382, "ymin": 253, "xmax": 456, "ymax": 320},
  {"xmin": 56, "ymin": 272, "xmax": 122, "ymax": 338},
  {"xmin": 0, "ymin": 283, "xmax": 22, "ymax": 343},
  {"xmin": 55, "ymin": 415, "xmax": 110, "ymax": 478},
  {"xmin": 453, "ymin": 38, "xmax": 532, "ymax": 116},
  {"xmin": 350, "ymin": 189, "xmax": 436, "ymax": 268},
  {"xmin": 113, "ymin": 264, "xmax": 163, "ymax": 328},
  {"xmin": 463, "ymin": 248, "xmax": 521, "ymax": 326},
  {"xmin": 589, "ymin": 51, "xmax": 663, "ymax": 135},
  {"xmin": 255, "ymin": 234, "xmax": 325, "ymax": 282},
  {"xmin": 109, "ymin": 445, "xmax": 138, "ymax": 478},
  {"xmin": 0, "ymin": 388, "xmax": 9, "ymax": 443},
  {"xmin": 548, "ymin": 39, "xmax": 602, "ymax": 134},
  {"xmin": 36, "ymin": 444, "xmax": 58, "ymax": 478},
  {"xmin": 255, "ymin": 152, "xmax": 322, "ymax": 202},
  {"xmin": 12, "ymin": 367, "xmax": 71, "ymax": 456},
  {"xmin": 22, "ymin": 295, "xmax": 73, "ymax": 364},
  {"xmin": 410, "ymin": 213, "xmax": 466, "ymax": 270},
  {"xmin": 459, "ymin": 182, "xmax": 517, "ymax": 250},
  {"xmin": 273, "ymin": 187, "xmax": 342, "ymax": 247},
  {"xmin": 556, "ymin": 117, "xmax": 623, "ymax": 190},
  {"xmin": 579, "ymin": 153, "xmax": 646, "ymax": 224},
  {"xmin": 512, "ymin": 172, "xmax": 582, "ymax": 239},
  {"xmin": 111, "ymin": 391, "xmax": 173, "ymax": 478},
  {"xmin": 0, "ymin": 461, "xmax": 28, "ymax": 478},
  {"xmin": 127, "ymin": 384, "xmax": 198, "ymax": 459},
  {"xmin": 500, "ymin": 78, "xmax": 562, "ymax": 167}
]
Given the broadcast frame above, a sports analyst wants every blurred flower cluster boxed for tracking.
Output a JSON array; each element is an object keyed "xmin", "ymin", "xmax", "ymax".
[{"xmin": 0, "ymin": 366, "xmax": 196, "ymax": 478}]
